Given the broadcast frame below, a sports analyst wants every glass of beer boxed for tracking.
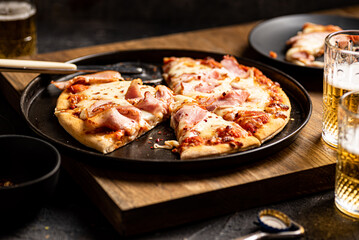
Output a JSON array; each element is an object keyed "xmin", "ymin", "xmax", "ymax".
[
  {"xmin": 335, "ymin": 90, "xmax": 359, "ymax": 218},
  {"xmin": 322, "ymin": 30, "xmax": 359, "ymax": 148},
  {"xmin": 0, "ymin": 0, "xmax": 37, "ymax": 58}
]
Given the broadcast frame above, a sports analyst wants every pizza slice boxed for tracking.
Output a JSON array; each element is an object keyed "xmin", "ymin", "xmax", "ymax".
[
  {"xmin": 163, "ymin": 55, "xmax": 291, "ymax": 145},
  {"xmin": 212, "ymin": 62, "xmax": 291, "ymax": 143},
  {"xmin": 169, "ymin": 95, "xmax": 260, "ymax": 159},
  {"xmin": 52, "ymin": 71, "xmax": 173, "ymax": 154},
  {"xmin": 285, "ymin": 22, "xmax": 342, "ymax": 67}
]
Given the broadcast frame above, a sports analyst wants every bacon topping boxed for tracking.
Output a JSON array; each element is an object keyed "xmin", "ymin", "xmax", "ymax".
[
  {"xmin": 134, "ymin": 91, "xmax": 168, "ymax": 116},
  {"xmin": 199, "ymin": 90, "xmax": 250, "ymax": 111},
  {"xmin": 85, "ymin": 107, "xmax": 138, "ymax": 135},
  {"xmin": 220, "ymin": 55, "xmax": 249, "ymax": 78},
  {"xmin": 125, "ymin": 79, "xmax": 143, "ymax": 100},
  {"xmin": 68, "ymin": 84, "xmax": 89, "ymax": 93},
  {"xmin": 81, "ymin": 101, "xmax": 142, "ymax": 123},
  {"xmin": 173, "ymin": 104, "xmax": 207, "ymax": 128},
  {"xmin": 52, "ymin": 71, "xmax": 122, "ymax": 90},
  {"xmin": 116, "ymin": 105, "xmax": 142, "ymax": 122},
  {"xmin": 82, "ymin": 100, "xmax": 116, "ymax": 119},
  {"xmin": 155, "ymin": 85, "xmax": 173, "ymax": 103}
]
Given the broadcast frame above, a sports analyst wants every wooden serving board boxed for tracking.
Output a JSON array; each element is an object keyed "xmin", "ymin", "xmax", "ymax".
[{"xmin": 1, "ymin": 5, "xmax": 358, "ymax": 236}]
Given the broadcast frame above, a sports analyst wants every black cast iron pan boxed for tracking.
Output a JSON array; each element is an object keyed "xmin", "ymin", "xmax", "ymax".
[{"xmin": 20, "ymin": 49, "xmax": 312, "ymax": 171}]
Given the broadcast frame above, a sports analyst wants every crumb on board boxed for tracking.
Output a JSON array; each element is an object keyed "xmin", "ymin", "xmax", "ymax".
[{"xmin": 269, "ymin": 51, "xmax": 278, "ymax": 58}]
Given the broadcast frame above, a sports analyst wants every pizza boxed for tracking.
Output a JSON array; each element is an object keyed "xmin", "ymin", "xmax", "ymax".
[
  {"xmin": 162, "ymin": 55, "xmax": 291, "ymax": 159},
  {"xmin": 285, "ymin": 22, "xmax": 342, "ymax": 67},
  {"xmin": 52, "ymin": 71, "xmax": 173, "ymax": 154},
  {"xmin": 168, "ymin": 95, "xmax": 261, "ymax": 159},
  {"xmin": 52, "ymin": 55, "xmax": 291, "ymax": 160}
]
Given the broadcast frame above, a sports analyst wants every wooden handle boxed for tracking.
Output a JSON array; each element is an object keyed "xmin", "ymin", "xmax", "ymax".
[{"xmin": 0, "ymin": 59, "xmax": 77, "ymax": 70}]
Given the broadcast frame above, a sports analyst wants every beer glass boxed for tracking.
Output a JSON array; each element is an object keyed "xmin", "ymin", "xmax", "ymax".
[
  {"xmin": 0, "ymin": 0, "xmax": 37, "ymax": 58},
  {"xmin": 322, "ymin": 30, "xmax": 359, "ymax": 148},
  {"xmin": 335, "ymin": 91, "xmax": 359, "ymax": 218}
]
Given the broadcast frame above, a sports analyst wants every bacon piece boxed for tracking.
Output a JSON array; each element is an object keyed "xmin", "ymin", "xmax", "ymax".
[
  {"xmin": 81, "ymin": 100, "xmax": 142, "ymax": 123},
  {"xmin": 85, "ymin": 107, "xmax": 137, "ymax": 135},
  {"xmin": 180, "ymin": 70, "xmax": 224, "ymax": 94},
  {"xmin": 172, "ymin": 104, "xmax": 207, "ymax": 129},
  {"xmin": 134, "ymin": 91, "xmax": 167, "ymax": 116},
  {"xmin": 182, "ymin": 80, "xmax": 219, "ymax": 94},
  {"xmin": 193, "ymin": 81, "xmax": 219, "ymax": 93},
  {"xmin": 199, "ymin": 90, "xmax": 250, "ymax": 111},
  {"xmin": 116, "ymin": 105, "xmax": 142, "ymax": 122},
  {"xmin": 68, "ymin": 84, "xmax": 89, "ymax": 93},
  {"xmin": 220, "ymin": 55, "xmax": 249, "ymax": 78},
  {"xmin": 81, "ymin": 100, "xmax": 116, "ymax": 119},
  {"xmin": 155, "ymin": 85, "xmax": 173, "ymax": 103},
  {"xmin": 52, "ymin": 71, "xmax": 122, "ymax": 90},
  {"xmin": 125, "ymin": 79, "xmax": 143, "ymax": 100}
]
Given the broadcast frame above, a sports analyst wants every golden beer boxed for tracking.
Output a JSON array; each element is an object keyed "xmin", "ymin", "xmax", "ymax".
[
  {"xmin": 335, "ymin": 131, "xmax": 359, "ymax": 218},
  {"xmin": 322, "ymin": 82, "xmax": 354, "ymax": 147},
  {"xmin": 335, "ymin": 91, "xmax": 359, "ymax": 218},
  {"xmin": 0, "ymin": 1, "xmax": 37, "ymax": 58}
]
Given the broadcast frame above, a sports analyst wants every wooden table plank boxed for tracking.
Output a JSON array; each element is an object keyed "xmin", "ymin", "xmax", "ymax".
[{"xmin": 1, "ymin": 5, "xmax": 358, "ymax": 236}]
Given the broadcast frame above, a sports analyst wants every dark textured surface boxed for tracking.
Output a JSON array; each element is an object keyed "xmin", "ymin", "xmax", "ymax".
[
  {"xmin": 1, "ymin": 1, "xmax": 359, "ymax": 239},
  {"xmin": 35, "ymin": 0, "xmax": 359, "ymax": 53}
]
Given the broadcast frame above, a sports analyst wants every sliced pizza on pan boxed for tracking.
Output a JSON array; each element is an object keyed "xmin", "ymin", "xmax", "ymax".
[
  {"xmin": 52, "ymin": 71, "xmax": 174, "ymax": 154},
  {"xmin": 169, "ymin": 95, "xmax": 260, "ymax": 159},
  {"xmin": 162, "ymin": 55, "xmax": 291, "ymax": 145},
  {"xmin": 52, "ymin": 55, "xmax": 291, "ymax": 160}
]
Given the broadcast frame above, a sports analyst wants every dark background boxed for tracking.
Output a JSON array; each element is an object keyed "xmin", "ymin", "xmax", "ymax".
[
  {"xmin": 1, "ymin": 0, "xmax": 359, "ymax": 239},
  {"xmin": 34, "ymin": 0, "xmax": 359, "ymax": 53}
]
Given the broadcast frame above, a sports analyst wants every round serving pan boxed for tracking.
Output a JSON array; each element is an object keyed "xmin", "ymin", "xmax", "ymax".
[
  {"xmin": 249, "ymin": 14, "xmax": 359, "ymax": 71},
  {"xmin": 20, "ymin": 49, "xmax": 312, "ymax": 171}
]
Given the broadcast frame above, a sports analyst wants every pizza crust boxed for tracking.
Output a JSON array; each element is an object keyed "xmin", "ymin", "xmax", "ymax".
[
  {"xmin": 55, "ymin": 111, "xmax": 122, "ymax": 153},
  {"xmin": 254, "ymin": 89, "xmax": 291, "ymax": 142},
  {"xmin": 180, "ymin": 137, "xmax": 260, "ymax": 160}
]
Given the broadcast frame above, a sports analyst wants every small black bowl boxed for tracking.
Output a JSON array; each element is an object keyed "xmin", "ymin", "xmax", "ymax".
[{"xmin": 0, "ymin": 135, "xmax": 61, "ymax": 225}]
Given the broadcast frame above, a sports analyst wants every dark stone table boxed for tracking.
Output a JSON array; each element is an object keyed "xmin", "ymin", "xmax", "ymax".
[{"xmin": 1, "ymin": 1, "xmax": 359, "ymax": 239}]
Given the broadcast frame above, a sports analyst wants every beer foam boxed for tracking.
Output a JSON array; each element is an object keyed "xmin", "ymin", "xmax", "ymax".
[
  {"xmin": 329, "ymin": 62, "xmax": 359, "ymax": 91},
  {"xmin": 0, "ymin": 2, "xmax": 36, "ymax": 21},
  {"xmin": 341, "ymin": 128, "xmax": 359, "ymax": 155}
]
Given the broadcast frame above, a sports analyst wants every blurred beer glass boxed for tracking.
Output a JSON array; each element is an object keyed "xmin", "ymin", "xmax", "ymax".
[
  {"xmin": 322, "ymin": 30, "xmax": 359, "ymax": 148},
  {"xmin": 0, "ymin": 0, "xmax": 37, "ymax": 58},
  {"xmin": 335, "ymin": 90, "xmax": 359, "ymax": 218}
]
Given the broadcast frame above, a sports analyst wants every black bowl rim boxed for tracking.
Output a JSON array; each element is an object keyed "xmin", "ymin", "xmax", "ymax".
[{"xmin": 0, "ymin": 134, "xmax": 61, "ymax": 189}]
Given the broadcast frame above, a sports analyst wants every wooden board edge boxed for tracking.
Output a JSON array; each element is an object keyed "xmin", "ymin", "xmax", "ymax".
[{"xmin": 80, "ymin": 163, "xmax": 335, "ymax": 236}]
